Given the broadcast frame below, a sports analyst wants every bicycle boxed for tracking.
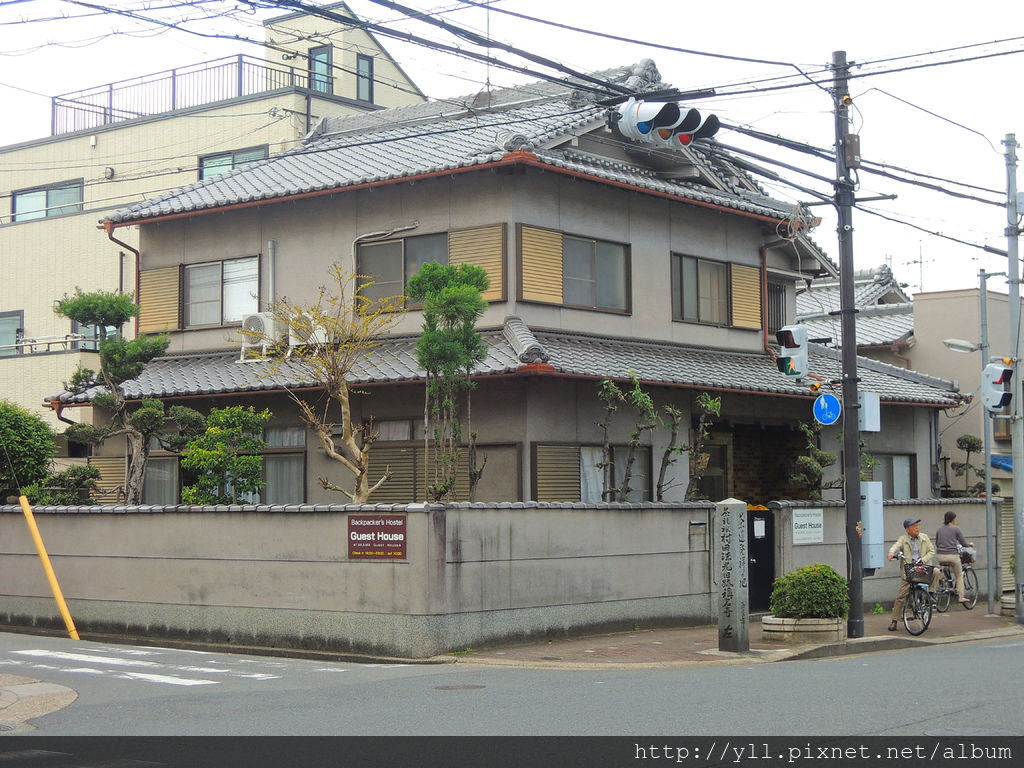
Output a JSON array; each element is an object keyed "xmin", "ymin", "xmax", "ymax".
[
  {"xmin": 893, "ymin": 551, "xmax": 934, "ymax": 635},
  {"xmin": 935, "ymin": 548, "xmax": 979, "ymax": 612}
]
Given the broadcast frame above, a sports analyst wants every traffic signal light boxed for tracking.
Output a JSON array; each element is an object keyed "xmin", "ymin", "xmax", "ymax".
[
  {"xmin": 981, "ymin": 361, "xmax": 1013, "ymax": 413},
  {"xmin": 776, "ymin": 324, "xmax": 808, "ymax": 377},
  {"xmin": 612, "ymin": 98, "xmax": 720, "ymax": 148}
]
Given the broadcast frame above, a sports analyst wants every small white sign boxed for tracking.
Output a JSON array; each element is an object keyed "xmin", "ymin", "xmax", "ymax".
[
  {"xmin": 793, "ymin": 508, "xmax": 824, "ymax": 544},
  {"xmin": 754, "ymin": 519, "xmax": 766, "ymax": 539}
]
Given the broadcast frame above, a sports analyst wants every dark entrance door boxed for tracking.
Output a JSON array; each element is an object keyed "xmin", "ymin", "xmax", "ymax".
[{"xmin": 747, "ymin": 509, "xmax": 775, "ymax": 612}]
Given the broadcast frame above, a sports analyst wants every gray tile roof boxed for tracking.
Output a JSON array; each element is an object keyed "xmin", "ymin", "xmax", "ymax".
[
  {"xmin": 100, "ymin": 62, "xmax": 822, "ymax": 230},
  {"xmin": 51, "ymin": 318, "xmax": 959, "ymax": 407},
  {"xmin": 799, "ymin": 303, "xmax": 914, "ymax": 347},
  {"xmin": 796, "ymin": 264, "xmax": 913, "ymax": 317}
]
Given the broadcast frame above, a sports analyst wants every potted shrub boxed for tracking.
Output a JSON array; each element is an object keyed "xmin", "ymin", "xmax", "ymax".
[{"xmin": 762, "ymin": 563, "xmax": 849, "ymax": 642}]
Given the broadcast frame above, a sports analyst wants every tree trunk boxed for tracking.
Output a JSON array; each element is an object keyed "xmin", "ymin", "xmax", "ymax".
[{"xmin": 123, "ymin": 429, "xmax": 147, "ymax": 505}]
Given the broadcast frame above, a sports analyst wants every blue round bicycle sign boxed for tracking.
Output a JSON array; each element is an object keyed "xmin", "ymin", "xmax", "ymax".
[{"xmin": 813, "ymin": 393, "xmax": 842, "ymax": 426}]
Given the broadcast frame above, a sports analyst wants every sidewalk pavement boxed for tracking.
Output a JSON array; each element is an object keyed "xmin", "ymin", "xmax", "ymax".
[{"xmin": 455, "ymin": 605, "xmax": 1024, "ymax": 669}]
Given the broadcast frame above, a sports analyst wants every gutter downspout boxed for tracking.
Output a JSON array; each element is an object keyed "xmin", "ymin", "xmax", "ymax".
[
  {"xmin": 889, "ymin": 339, "xmax": 912, "ymax": 368},
  {"xmin": 48, "ymin": 399, "xmax": 78, "ymax": 426},
  {"xmin": 102, "ymin": 221, "xmax": 141, "ymax": 336},
  {"xmin": 759, "ymin": 239, "xmax": 790, "ymax": 352}
]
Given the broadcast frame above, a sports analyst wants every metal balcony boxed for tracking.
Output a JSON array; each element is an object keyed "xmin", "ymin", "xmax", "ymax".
[{"xmin": 51, "ymin": 54, "xmax": 330, "ymax": 135}]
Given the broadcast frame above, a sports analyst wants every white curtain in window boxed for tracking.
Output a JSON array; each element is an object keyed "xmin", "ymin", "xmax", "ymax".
[
  {"xmin": 613, "ymin": 447, "xmax": 650, "ymax": 502},
  {"xmin": 265, "ymin": 426, "xmax": 306, "ymax": 447},
  {"xmin": 891, "ymin": 455, "xmax": 912, "ymax": 499},
  {"xmin": 580, "ymin": 446, "xmax": 603, "ymax": 503},
  {"xmin": 143, "ymin": 457, "xmax": 178, "ymax": 505},
  {"xmin": 222, "ymin": 258, "xmax": 258, "ymax": 323},
  {"xmin": 265, "ymin": 455, "xmax": 304, "ymax": 504}
]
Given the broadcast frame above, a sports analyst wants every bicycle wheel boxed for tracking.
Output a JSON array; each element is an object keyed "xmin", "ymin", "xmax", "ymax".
[
  {"xmin": 935, "ymin": 568, "xmax": 952, "ymax": 613},
  {"xmin": 962, "ymin": 568, "xmax": 978, "ymax": 609},
  {"xmin": 903, "ymin": 587, "xmax": 932, "ymax": 635}
]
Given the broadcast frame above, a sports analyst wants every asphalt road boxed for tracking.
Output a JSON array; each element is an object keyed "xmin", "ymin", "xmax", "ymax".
[{"xmin": 1, "ymin": 630, "xmax": 1022, "ymax": 737}]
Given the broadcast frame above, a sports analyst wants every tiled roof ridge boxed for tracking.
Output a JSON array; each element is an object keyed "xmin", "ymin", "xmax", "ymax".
[
  {"xmin": 809, "ymin": 342, "xmax": 957, "ymax": 392},
  {"xmin": 529, "ymin": 325, "xmax": 771, "ymax": 363},
  {"xmin": 800, "ymin": 301, "xmax": 914, "ymax": 322},
  {"xmin": 502, "ymin": 316, "xmax": 550, "ymax": 363}
]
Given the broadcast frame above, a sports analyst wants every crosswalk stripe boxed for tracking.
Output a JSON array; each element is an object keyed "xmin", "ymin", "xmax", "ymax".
[{"xmin": 115, "ymin": 672, "xmax": 218, "ymax": 686}]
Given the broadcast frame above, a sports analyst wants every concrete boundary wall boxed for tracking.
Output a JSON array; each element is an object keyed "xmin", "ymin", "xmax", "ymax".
[
  {"xmin": 0, "ymin": 501, "xmax": 714, "ymax": 658},
  {"xmin": 770, "ymin": 498, "xmax": 996, "ymax": 606},
  {"xmin": 0, "ymin": 499, "xmax": 991, "ymax": 657}
]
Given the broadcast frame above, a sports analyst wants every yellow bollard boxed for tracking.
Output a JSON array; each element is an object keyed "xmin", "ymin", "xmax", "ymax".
[{"xmin": 19, "ymin": 495, "xmax": 79, "ymax": 640}]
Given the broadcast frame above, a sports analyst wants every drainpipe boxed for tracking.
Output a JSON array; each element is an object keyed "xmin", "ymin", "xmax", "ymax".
[
  {"xmin": 49, "ymin": 399, "xmax": 78, "ymax": 427},
  {"xmin": 351, "ymin": 222, "xmax": 420, "ymax": 272},
  {"xmin": 103, "ymin": 222, "xmax": 141, "ymax": 335},
  {"xmin": 759, "ymin": 239, "xmax": 790, "ymax": 352},
  {"xmin": 266, "ymin": 239, "xmax": 277, "ymax": 311},
  {"xmin": 889, "ymin": 339, "xmax": 912, "ymax": 368}
]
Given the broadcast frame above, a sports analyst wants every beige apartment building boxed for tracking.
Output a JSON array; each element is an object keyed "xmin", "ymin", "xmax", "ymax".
[{"xmin": 0, "ymin": 1, "xmax": 425, "ymax": 434}]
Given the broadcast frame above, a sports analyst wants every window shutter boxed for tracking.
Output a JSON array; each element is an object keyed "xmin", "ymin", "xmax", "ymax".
[
  {"xmin": 730, "ymin": 264, "xmax": 762, "ymax": 329},
  {"xmin": 138, "ymin": 266, "xmax": 180, "ymax": 333},
  {"xmin": 88, "ymin": 456, "xmax": 127, "ymax": 503},
  {"xmin": 534, "ymin": 444, "xmax": 581, "ymax": 501},
  {"xmin": 366, "ymin": 446, "xmax": 417, "ymax": 503},
  {"xmin": 449, "ymin": 225, "xmax": 504, "ymax": 301},
  {"xmin": 1001, "ymin": 497, "xmax": 1015, "ymax": 592},
  {"xmin": 520, "ymin": 226, "xmax": 563, "ymax": 304}
]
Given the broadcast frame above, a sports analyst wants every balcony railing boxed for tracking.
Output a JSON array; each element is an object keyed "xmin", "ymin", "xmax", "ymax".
[{"xmin": 51, "ymin": 54, "xmax": 331, "ymax": 135}]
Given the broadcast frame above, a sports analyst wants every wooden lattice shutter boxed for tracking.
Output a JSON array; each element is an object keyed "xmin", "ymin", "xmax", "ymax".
[
  {"xmin": 138, "ymin": 266, "xmax": 180, "ymax": 333},
  {"xmin": 88, "ymin": 456, "xmax": 126, "ymax": 503},
  {"xmin": 519, "ymin": 226, "xmax": 563, "ymax": 304},
  {"xmin": 730, "ymin": 264, "xmax": 762, "ymax": 329},
  {"xmin": 366, "ymin": 446, "xmax": 417, "ymax": 503},
  {"xmin": 449, "ymin": 225, "xmax": 504, "ymax": 301},
  {"xmin": 534, "ymin": 444, "xmax": 581, "ymax": 501}
]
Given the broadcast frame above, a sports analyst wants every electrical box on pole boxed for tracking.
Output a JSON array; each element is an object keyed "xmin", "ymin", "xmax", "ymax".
[
  {"xmin": 861, "ymin": 481, "xmax": 885, "ymax": 573},
  {"xmin": 844, "ymin": 133, "xmax": 862, "ymax": 169}
]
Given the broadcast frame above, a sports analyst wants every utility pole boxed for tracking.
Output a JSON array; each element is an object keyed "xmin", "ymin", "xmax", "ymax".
[
  {"xmin": 979, "ymin": 270, "xmax": 997, "ymax": 615},
  {"xmin": 1005, "ymin": 133, "xmax": 1023, "ymax": 625},
  {"xmin": 832, "ymin": 50, "xmax": 864, "ymax": 639}
]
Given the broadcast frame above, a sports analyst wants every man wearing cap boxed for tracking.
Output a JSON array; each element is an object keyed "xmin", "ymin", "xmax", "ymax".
[{"xmin": 885, "ymin": 518, "xmax": 940, "ymax": 632}]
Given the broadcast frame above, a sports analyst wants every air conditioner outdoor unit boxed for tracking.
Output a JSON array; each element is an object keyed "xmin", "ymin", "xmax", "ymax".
[
  {"xmin": 288, "ymin": 319, "xmax": 331, "ymax": 353},
  {"xmin": 239, "ymin": 312, "xmax": 281, "ymax": 360}
]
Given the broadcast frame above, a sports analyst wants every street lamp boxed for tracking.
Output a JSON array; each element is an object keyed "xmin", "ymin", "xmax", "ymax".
[{"xmin": 941, "ymin": 269, "xmax": 1003, "ymax": 615}]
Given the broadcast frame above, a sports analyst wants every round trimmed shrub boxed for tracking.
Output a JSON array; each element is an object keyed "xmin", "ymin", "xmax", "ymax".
[
  {"xmin": 769, "ymin": 563, "xmax": 849, "ymax": 619},
  {"xmin": 0, "ymin": 400, "xmax": 57, "ymax": 499}
]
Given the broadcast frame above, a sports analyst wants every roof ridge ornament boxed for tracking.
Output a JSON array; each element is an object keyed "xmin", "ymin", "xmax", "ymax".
[{"xmin": 503, "ymin": 316, "xmax": 550, "ymax": 363}]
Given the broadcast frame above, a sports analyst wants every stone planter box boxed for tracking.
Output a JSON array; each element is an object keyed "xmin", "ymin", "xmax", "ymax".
[
  {"xmin": 1001, "ymin": 594, "xmax": 1016, "ymax": 617},
  {"xmin": 762, "ymin": 616, "xmax": 846, "ymax": 643}
]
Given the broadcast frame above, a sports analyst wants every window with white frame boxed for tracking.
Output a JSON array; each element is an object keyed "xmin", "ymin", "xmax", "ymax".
[
  {"xmin": 0, "ymin": 311, "xmax": 23, "ymax": 357},
  {"xmin": 12, "ymin": 180, "xmax": 83, "ymax": 221},
  {"xmin": 198, "ymin": 146, "xmax": 267, "ymax": 180},
  {"xmin": 184, "ymin": 256, "xmax": 258, "ymax": 326}
]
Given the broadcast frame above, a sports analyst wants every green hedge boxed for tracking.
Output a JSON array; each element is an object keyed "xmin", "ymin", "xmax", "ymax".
[{"xmin": 769, "ymin": 563, "xmax": 849, "ymax": 619}]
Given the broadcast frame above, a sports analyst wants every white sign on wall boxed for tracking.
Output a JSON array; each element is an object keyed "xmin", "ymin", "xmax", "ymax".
[{"xmin": 793, "ymin": 508, "xmax": 824, "ymax": 545}]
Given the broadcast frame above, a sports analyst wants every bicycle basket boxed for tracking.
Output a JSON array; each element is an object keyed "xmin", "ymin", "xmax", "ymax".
[
  {"xmin": 904, "ymin": 562, "xmax": 934, "ymax": 583},
  {"xmin": 959, "ymin": 547, "xmax": 976, "ymax": 565}
]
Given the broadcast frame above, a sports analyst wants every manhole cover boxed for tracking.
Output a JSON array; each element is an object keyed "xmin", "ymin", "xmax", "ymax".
[{"xmin": 434, "ymin": 685, "xmax": 486, "ymax": 691}]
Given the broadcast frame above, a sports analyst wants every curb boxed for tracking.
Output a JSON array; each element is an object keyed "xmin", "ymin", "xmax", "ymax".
[
  {"xmin": 0, "ymin": 675, "xmax": 77, "ymax": 734},
  {"xmin": 0, "ymin": 625, "xmax": 456, "ymax": 667},
  {"xmin": 456, "ymin": 625, "xmax": 1024, "ymax": 670}
]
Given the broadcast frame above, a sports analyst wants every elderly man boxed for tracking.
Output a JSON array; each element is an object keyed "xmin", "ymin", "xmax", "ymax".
[{"xmin": 886, "ymin": 517, "xmax": 941, "ymax": 632}]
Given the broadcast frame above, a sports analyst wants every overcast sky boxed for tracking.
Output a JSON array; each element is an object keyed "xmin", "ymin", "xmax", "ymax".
[{"xmin": 1, "ymin": 0, "xmax": 1021, "ymax": 297}]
